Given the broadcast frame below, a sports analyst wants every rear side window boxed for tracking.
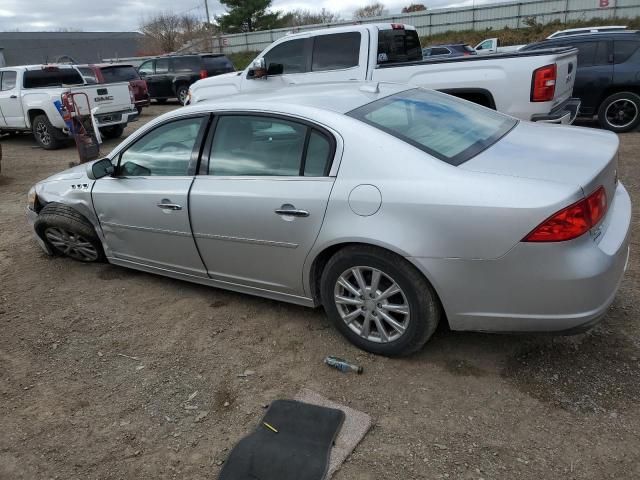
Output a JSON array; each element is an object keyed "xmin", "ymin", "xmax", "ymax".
[
  {"xmin": 155, "ymin": 58, "xmax": 169, "ymax": 74},
  {"xmin": 1, "ymin": 71, "xmax": 17, "ymax": 90},
  {"xmin": 263, "ymin": 39, "xmax": 307, "ymax": 74},
  {"xmin": 377, "ymin": 29, "xmax": 422, "ymax": 64},
  {"xmin": 614, "ymin": 40, "xmax": 640, "ymax": 64},
  {"xmin": 428, "ymin": 47, "xmax": 450, "ymax": 56},
  {"xmin": 101, "ymin": 66, "xmax": 140, "ymax": 82},
  {"xmin": 171, "ymin": 56, "xmax": 200, "ymax": 72},
  {"xmin": 312, "ymin": 32, "xmax": 360, "ymax": 71},
  {"xmin": 23, "ymin": 68, "xmax": 84, "ymax": 88},
  {"xmin": 573, "ymin": 41, "xmax": 598, "ymax": 67},
  {"xmin": 347, "ymin": 88, "xmax": 517, "ymax": 166},
  {"xmin": 203, "ymin": 55, "xmax": 234, "ymax": 74}
]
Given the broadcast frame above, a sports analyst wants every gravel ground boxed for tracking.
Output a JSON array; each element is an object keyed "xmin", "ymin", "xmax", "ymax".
[{"xmin": 1, "ymin": 104, "xmax": 639, "ymax": 480}]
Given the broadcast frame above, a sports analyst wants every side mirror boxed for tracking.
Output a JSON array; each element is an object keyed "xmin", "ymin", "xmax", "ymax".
[
  {"xmin": 247, "ymin": 58, "xmax": 267, "ymax": 79},
  {"xmin": 87, "ymin": 158, "xmax": 115, "ymax": 180}
]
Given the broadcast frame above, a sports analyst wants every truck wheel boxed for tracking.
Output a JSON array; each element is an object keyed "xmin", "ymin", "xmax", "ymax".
[
  {"xmin": 32, "ymin": 115, "xmax": 64, "ymax": 150},
  {"xmin": 176, "ymin": 85, "xmax": 189, "ymax": 105},
  {"xmin": 598, "ymin": 92, "xmax": 640, "ymax": 133},
  {"xmin": 35, "ymin": 203, "xmax": 105, "ymax": 263},
  {"xmin": 99, "ymin": 125, "xmax": 125, "ymax": 140},
  {"xmin": 320, "ymin": 245, "xmax": 441, "ymax": 357}
]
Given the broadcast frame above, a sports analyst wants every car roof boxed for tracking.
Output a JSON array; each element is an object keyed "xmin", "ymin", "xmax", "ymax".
[
  {"xmin": 548, "ymin": 25, "xmax": 628, "ymax": 38},
  {"xmin": 188, "ymin": 81, "xmax": 413, "ymax": 116},
  {"xmin": 543, "ymin": 30, "xmax": 640, "ymax": 41}
]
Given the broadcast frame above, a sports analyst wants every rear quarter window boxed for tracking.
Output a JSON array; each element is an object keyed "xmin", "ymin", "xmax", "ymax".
[
  {"xmin": 23, "ymin": 68, "xmax": 84, "ymax": 88},
  {"xmin": 347, "ymin": 89, "xmax": 517, "ymax": 166}
]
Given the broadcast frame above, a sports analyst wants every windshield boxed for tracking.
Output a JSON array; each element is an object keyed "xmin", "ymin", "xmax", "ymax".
[{"xmin": 347, "ymin": 89, "xmax": 517, "ymax": 166}]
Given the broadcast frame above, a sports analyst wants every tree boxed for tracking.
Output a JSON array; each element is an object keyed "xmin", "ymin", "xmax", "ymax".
[
  {"xmin": 140, "ymin": 12, "xmax": 211, "ymax": 54},
  {"xmin": 285, "ymin": 8, "xmax": 341, "ymax": 27},
  {"xmin": 216, "ymin": 0, "xmax": 288, "ymax": 33},
  {"xmin": 353, "ymin": 2, "xmax": 386, "ymax": 19},
  {"xmin": 401, "ymin": 4, "xmax": 427, "ymax": 13}
]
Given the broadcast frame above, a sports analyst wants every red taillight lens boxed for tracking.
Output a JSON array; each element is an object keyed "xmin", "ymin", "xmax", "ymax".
[
  {"xmin": 523, "ymin": 186, "xmax": 607, "ymax": 242},
  {"xmin": 200, "ymin": 69, "xmax": 208, "ymax": 79},
  {"xmin": 531, "ymin": 64, "xmax": 556, "ymax": 102},
  {"xmin": 128, "ymin": 84, "xmax": 135, "ymax": 104}
]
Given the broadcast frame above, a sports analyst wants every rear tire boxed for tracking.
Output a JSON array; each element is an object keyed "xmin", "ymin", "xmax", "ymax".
[
  {"xmin": 320, "ymin": 245, "xmax": 440, "ymax": 357},
  {"xmin": 176, "ymin": 85, "xmax": 189, "ymax": 105},
  {"xmin": 32, "ymin": 114, "xmax": 65, "ymax": 150},
  {"xmin": 35, "ymin": 203, "xmax": 105, "ymax": 263},
  {"xmin": 597, "ymin": 92, "xmax": 640, "ymax": 133},
  {"xmin": 99, "ymin": 125, "xmax": 125, "ymax": 140}
]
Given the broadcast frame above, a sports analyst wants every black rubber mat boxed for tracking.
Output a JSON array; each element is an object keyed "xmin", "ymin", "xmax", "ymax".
[{"xmin": 219, "ymin": 399, "xmax": 345, "ymax": 480}]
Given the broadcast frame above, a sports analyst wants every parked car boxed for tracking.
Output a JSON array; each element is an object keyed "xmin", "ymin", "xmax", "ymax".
[
  {"xmin": 136, "ymin": 53, "xmax": 234, "ymax": 105},
  {"xmin": 77, "ymin": 63, "xmax": 150, "ymax": 114},
  {"xmin": 0, "ymin": 65, "xmax": 137, "ymax": 149},
  {"xmin": 474, "ymin": 38, "xmax": 525, "ymax": 54},
  {"xmin": 547, "ymin": 25, "xmax": 628, "ymax": 39},
  {"xmin": 188, "ymin": 23, "xmax": 580, "ymax": 124},
  {"xmin": 521, "ymin": 30, "xmax": 640, "ymax": 132},
  {"xmin": 422, "ymin": 43, "xmax": 477, "ymax": 59},
  {"xmin": 26, "ymin": 82, "xmax": 630, "ymax": 356}
]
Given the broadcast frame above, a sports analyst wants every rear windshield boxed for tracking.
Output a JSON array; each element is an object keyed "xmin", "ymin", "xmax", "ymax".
[
  {"xmin": 377, "ymin": 28, "xmax": 423, "ymax": 64},
  {"xmin": 23, "ymin": 68, "xmax": 84, "ymax": 88},
  {"xmin": 347, "ymin": 89, "xmax": 517, "ymax": 166},
  {"xmin": 101, "ymin": 65, "xmax": 140, "ymax": 82}
]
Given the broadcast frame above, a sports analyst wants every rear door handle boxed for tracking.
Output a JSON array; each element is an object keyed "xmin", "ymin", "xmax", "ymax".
[
  {"xmin": 157, "ymin": 203, "xmax": 182, "ymax": 211},
  {"xmin": 9, "ymin": 95, "xmax": 17, "ymax": 99},
  {"xmin": 275, "ymin": 207, "xmax": 309, "ymax": 217}
]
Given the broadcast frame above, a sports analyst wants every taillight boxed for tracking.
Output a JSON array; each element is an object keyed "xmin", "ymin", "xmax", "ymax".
[
  {"xmin": 128, "ymin": 84, "xmax": 135, "ymax": 104},
  {"xmin": 200, "ymin": 69, "xmax": 208, "ymax": 79},
  {"xmin": 531, "ymin": 64, "xmax": 556, "ymax": 102},
  {"xmin": 523, "ymin": 187, "xmax": 607, "ymax": 242}
]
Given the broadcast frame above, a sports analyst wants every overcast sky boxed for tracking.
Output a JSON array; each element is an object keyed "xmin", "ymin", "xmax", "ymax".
[{"xmin": 0, "ymin": 0, "xmax": 497, "ymax": 32}]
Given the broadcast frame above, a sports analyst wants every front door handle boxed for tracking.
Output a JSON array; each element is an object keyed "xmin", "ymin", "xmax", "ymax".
[
  {"xmin": 275, "ymin": 207, "xmax": 309, "ymax": 217},
  {"xmin": 157, "ymin": 203, "xmax": 182, "ymax": 211},
  {"xmin": 9, "ymin": 95, "xmax": 17, "ymax": 99}
]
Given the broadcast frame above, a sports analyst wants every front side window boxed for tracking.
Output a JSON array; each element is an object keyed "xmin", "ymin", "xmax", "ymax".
[
  {"xmin": 1, "ymin": 71, "xmax": 17, "ymax": 90},
  {"xmin": 312, "ymin": 32, "xmax": 360, "ymax": 71},
  {"xmin": 348, "ymin": 88, "xmax": 517, "ymax": 166},
  {"xmin": 155, "ymin": 58, "xmax": 170, "ymax": 74},
  {"xmin": 119, "ymin": 117, "xmax": 204, "ymax": 176},
  {"xmin": 263, "ymin": 39, "xmax": 307, "ymax": 75},
  {"xmin": 208, "ymin": 115, "xmax": 333, "ymax": 177},
  {"xmin": 138, "ymin": 61, "xmax": 154, "ymax": 75}
]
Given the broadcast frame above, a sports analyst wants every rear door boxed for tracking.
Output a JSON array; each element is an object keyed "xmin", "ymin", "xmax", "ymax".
[
  {"xmin": 0, "ymin": 70, "xmax": 24, "ymax": 127},
  {"xmin": 92, "ymin": 114, "xmax": 209, "ymax": 276},
  {"xmin": 189, "ymin": 113, "xmax": 336, "ymax": 297}
]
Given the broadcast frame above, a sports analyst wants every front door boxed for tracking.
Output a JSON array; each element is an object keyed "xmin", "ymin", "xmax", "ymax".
[
  {"xmin": 189, "ymin": 113, "xmax": 337, "ymax": 297},
  {"xmin": 0, "ymin": 70, "xmax": 24, "ymax": 127},
  {"xmin": 92, "ymin": 115, "xmax": 209, "ymax": 276}
]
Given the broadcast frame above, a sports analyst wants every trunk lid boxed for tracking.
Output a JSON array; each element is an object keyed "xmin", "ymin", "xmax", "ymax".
[{"xmin": 461, "ymin": 122, "xmax": 619, "ymax": 224}]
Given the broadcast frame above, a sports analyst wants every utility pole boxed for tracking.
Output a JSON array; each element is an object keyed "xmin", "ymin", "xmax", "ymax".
[{"xmin": 204, "ymin": 0, "xmax": 211, "ymax": 25}]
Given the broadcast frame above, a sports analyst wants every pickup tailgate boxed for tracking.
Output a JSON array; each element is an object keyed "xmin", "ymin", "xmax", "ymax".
[
  {"xmin": 550, "ymin": 48, "xmax": 577, "ymax": 106},
  {"xmin": 69, "ymin": 82, "xmax": 133, "ymax": 115}
]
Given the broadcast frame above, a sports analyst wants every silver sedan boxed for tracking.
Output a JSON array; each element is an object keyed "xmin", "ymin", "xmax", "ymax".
[{"xmin": 26, "ymin": 82, "xmax": 632, "ymax": 356}]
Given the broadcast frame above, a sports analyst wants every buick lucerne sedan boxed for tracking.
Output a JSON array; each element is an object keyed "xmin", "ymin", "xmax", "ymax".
[{"xmin": 26, "ymin": 82, "xmax": 631, "ymax": 356}]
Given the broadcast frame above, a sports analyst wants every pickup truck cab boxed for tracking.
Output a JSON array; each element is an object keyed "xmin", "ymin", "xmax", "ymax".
[
  {"xmin": 0, "ymin": 64, "xmax": 138, "ymax": 149},
  {"xmin": 189, "ymin": 23, "xmax": 580, "ymax": 124}
]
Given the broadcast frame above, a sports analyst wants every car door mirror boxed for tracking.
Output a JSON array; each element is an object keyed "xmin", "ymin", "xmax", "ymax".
[{"xmin": 87, "ymin": 158, "xmax": 115, "ymax": 180}]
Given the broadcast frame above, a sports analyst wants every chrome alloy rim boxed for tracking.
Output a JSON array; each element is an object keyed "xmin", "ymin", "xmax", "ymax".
[
  {"xmin": 178, "ymin": 89, "xmax": 188, "ymax": 105},
  {"xmin": 334, "ymin": 266, "xmax": 410, "ymax": 343},
  {"xmin": 605, "ymin": 99, "xmax": 639, "ymax": 128},
  {"xmin": 44, "ymin": 227, "xmax": 98, "ymax": 261},
  {"xmin": 35, "ymin": 122, "xmax": 51, "ymax": 146}
]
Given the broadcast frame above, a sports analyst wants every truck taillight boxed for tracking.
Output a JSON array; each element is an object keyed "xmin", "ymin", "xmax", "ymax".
[
  {"xmin": 531, "ymin": 64, "xmax": 556, "ymax": 102},
  {"xmin": 523, "ymin": 186, "xmax": 607, "ymax": 242},
  {"xmin": 200, "ymin": 69, "xmax": 208, "ymax": 79},
  {"xmin": 128, "ymin": 85, "xmax": 135, "ymax": 104}
]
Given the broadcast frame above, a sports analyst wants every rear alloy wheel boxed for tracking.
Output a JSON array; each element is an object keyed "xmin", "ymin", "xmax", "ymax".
[
  {"xmin": 321, "ymin": 246, "xmax": 440, "ymax": 356},
  {"xmin": 32, "ymin": 114, "xmax": 64, "ymax": 150},
  {"xmin": 35, "ymin": 203, "xmax": 104, "ymax": 263},
  {"xmin": 598, "ymin": 92, "xmax": 640, "ymax": 133},
  {"xmin": 176, "ymin": 85, "xmax": 189, "ymax": 105}
]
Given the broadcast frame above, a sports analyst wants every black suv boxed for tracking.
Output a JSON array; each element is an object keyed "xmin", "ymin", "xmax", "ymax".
[
  {"xmin": 522, "ymin": 31, "xmax": 640, "ymax": 132},
  {"xmin": 137, "ymin": 54, "xmax": 234, "ymax": 105}
]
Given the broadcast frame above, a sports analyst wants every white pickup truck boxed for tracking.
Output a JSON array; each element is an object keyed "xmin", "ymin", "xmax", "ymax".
[
  {"xmin": 0, "ymin": 65, "xmax": 138, "ymax": 149},
  {"xmin": 189, "ymin": 23, "xmax": 580, "ymax": 123}
]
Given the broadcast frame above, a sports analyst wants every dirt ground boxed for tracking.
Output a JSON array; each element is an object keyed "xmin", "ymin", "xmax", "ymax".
[{"xmin": 1, "ymin": 104, "xmax": 639, "ymax": 480}]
